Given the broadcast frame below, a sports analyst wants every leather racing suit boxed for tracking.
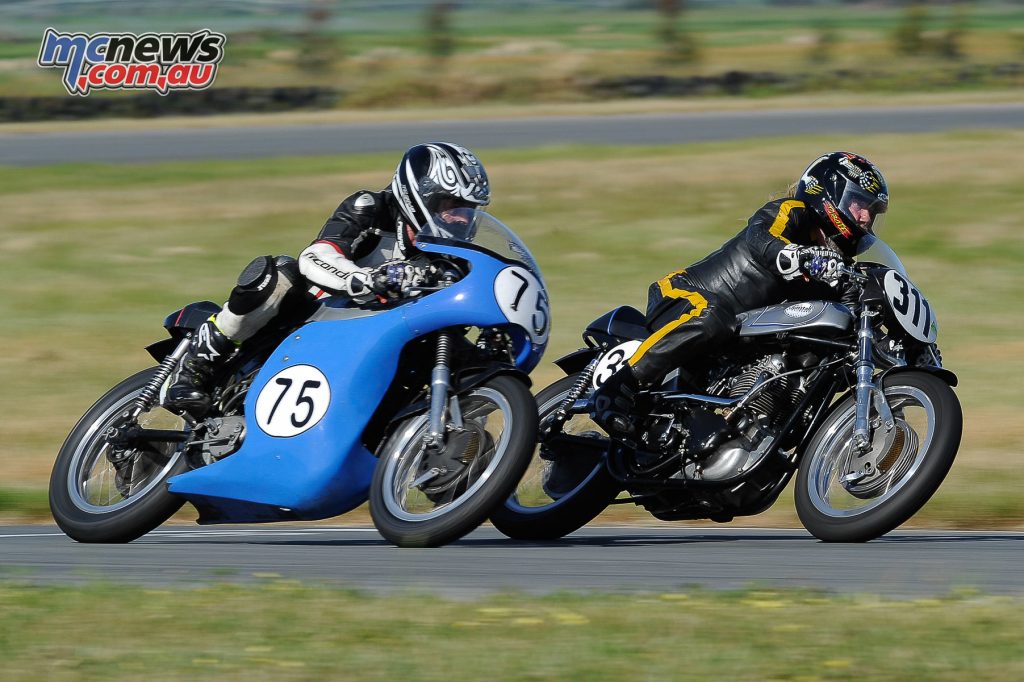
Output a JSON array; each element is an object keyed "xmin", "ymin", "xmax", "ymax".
[
  {"xmin": 214, "ymin": 187, "xmax": 414, "ymax": 344},
  {"xmin": 627, "ymin": 197, "xmax": 839, "ymax": 386}
]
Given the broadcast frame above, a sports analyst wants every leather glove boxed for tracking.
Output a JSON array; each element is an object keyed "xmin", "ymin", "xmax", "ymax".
[
  {"xmin": 776, "ymin": 245, "xmax": 844, "ymax": 286},
  {"xmin": 802, "ymin": 246, "xmax": 844, "ymax": 286},
  {"xmin": 370, "ymin": 261, "xmax": 421, "ymax": 297}
]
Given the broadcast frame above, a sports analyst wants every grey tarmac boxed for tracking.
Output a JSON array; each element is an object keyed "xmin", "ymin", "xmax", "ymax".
[
  {"xmin": 2, "ymin": 103, "xmax": 1023, "ymax": 165},
  {"xmin": 1, "ymin": 525, "xmax": 1021, "ymax": 597}
]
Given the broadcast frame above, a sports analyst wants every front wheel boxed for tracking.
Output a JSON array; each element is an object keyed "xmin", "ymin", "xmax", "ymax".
[
  {"xmin": 795, "ymin": 371, "xmax": 962, "ymax": 542},
  {"xmin": 369, "ymin": 375, "xmax": 537, "ymax": 548},
  {"xmin": 49, "ymin": 368, "xmax": 191, "ymax": 543},
  {"xmin": 490, "ymin": 373, "xmax": 620, "ymax": 541}
]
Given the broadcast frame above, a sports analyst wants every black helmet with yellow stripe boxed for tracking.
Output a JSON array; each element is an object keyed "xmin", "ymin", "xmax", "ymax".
[{"xmin": 796, "ymin": 152, "xmax": 889, "ymax": 256}]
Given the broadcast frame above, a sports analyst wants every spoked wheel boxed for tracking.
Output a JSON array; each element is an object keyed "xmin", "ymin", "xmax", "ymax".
[
  {"xmin": 795, "ymin": 371, "xmax": 962, "ymax": 542},
  {"xmin": 369, "ymin": 375, "xmax": 536, "ymax": 548},
  {"xmin": 49, "ymin": 368, "xmax": 191, "ymax": 543},
  {"xmin": 490, "ymin": 373, "xmax": 620, "ymax": 541}
]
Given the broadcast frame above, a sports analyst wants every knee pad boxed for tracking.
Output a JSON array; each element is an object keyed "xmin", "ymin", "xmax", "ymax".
[
  {"xmin": 219, "ymin": 255, "xmax": 300, "ymax": 341},
  {"xmin": 227, "ymin": 256, "xmax": 279, "ymax": 315}
]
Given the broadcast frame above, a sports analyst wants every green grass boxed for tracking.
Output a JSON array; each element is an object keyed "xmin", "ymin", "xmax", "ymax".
[
  {"xmin": 1, "ymin": 132, "xmax": 1022, "ymax": 526},
  {"xmin": 0, "ymin": 582, "xmax": 1022, "ymax": 680},
  {"xmin": 0, "ymin": 488, "xmax": 49, "ymax": 520}
]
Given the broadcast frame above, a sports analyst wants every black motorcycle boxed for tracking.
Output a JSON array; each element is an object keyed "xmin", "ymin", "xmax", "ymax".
[{"xmin": 491, "ymin": 236, "xmax": 961, "ymax": 542}]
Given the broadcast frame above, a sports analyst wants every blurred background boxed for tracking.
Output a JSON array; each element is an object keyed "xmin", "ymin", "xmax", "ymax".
[
  {"xmin": 3, "ymin": 1, "xmax": 1024, "ymax": 114},
  {"xmin": 1, "ymin": 0, "xmax": 1022, "ymax": 527}
]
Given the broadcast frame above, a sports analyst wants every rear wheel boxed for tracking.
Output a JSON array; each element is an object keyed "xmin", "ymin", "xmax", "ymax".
[
  {"xmin": 795, "ymin": 371, "xmax": 961, "ymax": 542},
  {"xmin": 49, "ymin": 368, "xmax": 190, "ymax": 543},
  {"xmin": 369, "ymin": 375, "xmax": 536, "ymax": 548},
  {"xmin": 490, "ymin": 373, "xmax": 620, "ymax": 541}
]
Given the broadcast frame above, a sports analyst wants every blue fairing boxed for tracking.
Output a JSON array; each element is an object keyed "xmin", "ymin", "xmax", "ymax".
[{"xmin": 166, "ymin": 240, "xmax": 546, "ymax": 522}]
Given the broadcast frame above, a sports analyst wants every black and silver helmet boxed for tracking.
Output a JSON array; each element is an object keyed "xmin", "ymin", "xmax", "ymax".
[
  {"xmin": 391, "ymin": 142, "xmax": 490, "ymax": 253},
  {"xmin": 795, "ymin": 151, "xmax": 889, "ymax": 256}
]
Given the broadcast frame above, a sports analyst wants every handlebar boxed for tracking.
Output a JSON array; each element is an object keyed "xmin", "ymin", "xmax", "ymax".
[
  {"xmin": 836, "ymin": 262, "xmax": 868, "ymax": 285},
  {"xmin": 403, "ymin": 261, "xmax": 465, "ymax": 296}
]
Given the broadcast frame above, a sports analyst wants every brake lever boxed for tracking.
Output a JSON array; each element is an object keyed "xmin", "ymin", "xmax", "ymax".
[{"xmin": 837, "ymin": 263, "xmax": 869, "ymax": 284}]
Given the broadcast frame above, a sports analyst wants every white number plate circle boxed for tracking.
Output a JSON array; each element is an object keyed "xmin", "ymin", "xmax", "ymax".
[
  {"xmin": 254, "ymin": 364, "xmax": 331, "ymax": 437},
  {"xmin": 494, "ymin": 266, "xmax": 550, "ymax": 345},
  {"xmin": 592, "ymin": 340, "xmax": 643, "ymax": 389},
  {"xmin": 882, "ymin": 270, "xmax": 938, "ymax": 344}
]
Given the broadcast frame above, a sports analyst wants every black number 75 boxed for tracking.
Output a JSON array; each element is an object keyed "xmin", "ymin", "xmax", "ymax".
[{"xmin": 268, "ymin": 378, "xmax": 322, "ymax": 428}]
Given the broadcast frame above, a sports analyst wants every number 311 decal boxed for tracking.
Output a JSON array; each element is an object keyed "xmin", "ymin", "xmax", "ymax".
[{"xmin": 882, "ymin": 270, "xmax": 938, "ymax": 344}]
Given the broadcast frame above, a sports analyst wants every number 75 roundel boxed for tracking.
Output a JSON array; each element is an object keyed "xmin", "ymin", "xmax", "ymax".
[
  {"xmin": 494, "ymin": 266, "xmax": 551, "ymax": 345},
  {"xmin": 254, "ymin": 365, "xmax": 331, "ymax": 437}
]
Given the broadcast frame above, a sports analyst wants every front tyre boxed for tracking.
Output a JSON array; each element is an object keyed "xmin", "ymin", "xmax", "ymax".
[
  {"xmin": 490, "ymin": 373, "xmax": 620, "ymax": 541},
  {"xmin": 795, "ymin": 371, "xmax": 962, "ymax": 542},
  {"xmin": 49, "ymin": 368, "xmax": 191, "ymax": 543},
  {"xmin": 369, "ymin": 375, "xmax": 536, "ymax": 548}
]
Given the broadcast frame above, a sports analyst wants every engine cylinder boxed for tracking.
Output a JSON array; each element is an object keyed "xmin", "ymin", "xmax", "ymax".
[{"xmin": 729, "ymin": 354, "xmax": 791, "ymax": 419}]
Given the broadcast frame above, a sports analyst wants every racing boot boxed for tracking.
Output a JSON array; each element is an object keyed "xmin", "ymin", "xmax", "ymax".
[
  {"xmin": 590, "ymin": 364, "xmax": 642, "ymax": 444},
  {"xmin": 165, "ymin": 318, "xmax": 236, "ymax": 419}
]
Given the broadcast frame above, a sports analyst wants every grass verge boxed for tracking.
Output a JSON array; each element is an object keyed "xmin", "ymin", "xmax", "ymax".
[
  {"xmin": 0, "ymin": 582, "xmax": 1021, "ymax": 681},
  {"xmin": 0, "ymin": 488, "xmax": 49, "ymax": 521}
]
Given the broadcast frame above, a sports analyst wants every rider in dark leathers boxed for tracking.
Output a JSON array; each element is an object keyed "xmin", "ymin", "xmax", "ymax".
[
  {"xmin": 165, "ymin": 141, "xmax": 491, "ymax": 418},
  {"xmin": 592, "ymin": 151, "xmax": 890, "ymax": 438}
]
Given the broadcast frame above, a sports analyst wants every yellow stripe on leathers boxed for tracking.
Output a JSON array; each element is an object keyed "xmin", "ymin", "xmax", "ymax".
[
  {"xmin": 628, "ymin": 270, "xmax": 708, "ymax": 367},
  {"xmin": 767, "ymin": 199, "xmax": 805, "ymax": 244}
]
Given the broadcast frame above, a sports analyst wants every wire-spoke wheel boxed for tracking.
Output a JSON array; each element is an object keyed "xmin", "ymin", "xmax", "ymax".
[
  {"xmin": 795, "ymin": 371, "xmax": 961, "ymax": 542},
  {"xmin": 49, "ymin": 368, "xmax": 191, "ymax": 543},
  {"xmin": 491, "ymin": 373, "xmax": 620, "ymax": 541},
  {"xmin": 370, "ymin": 375, "xmax": 536, "ymax": 547}
]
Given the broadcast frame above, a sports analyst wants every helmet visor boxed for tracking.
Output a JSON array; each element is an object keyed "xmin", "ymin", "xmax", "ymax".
[
  {"xmin": 838, "ymin": 183, "xmax": 888, "ymax": 235},
  {"xmin": 428, "ymin": 195, "xmax": 480, "ymax": 215}
]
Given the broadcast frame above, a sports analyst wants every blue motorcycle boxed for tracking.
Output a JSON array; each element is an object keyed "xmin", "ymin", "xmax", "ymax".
[{"xmin": 50, "ymin": 209, "xmax": 550, "ymax": 547}]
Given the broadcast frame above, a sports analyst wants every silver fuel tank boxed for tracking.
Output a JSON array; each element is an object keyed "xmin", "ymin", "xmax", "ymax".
[{"xmin": 737, "ymin": 301, "xmax": 853, "ymax": 337}]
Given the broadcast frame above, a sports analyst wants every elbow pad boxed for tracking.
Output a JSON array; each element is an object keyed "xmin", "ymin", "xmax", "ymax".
[{"xmin": 299, "ymin": 243, "xmax": 375, "ymax": 301}]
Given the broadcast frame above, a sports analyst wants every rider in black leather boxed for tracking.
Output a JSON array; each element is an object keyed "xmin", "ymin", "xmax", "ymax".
[
  {"xmin": 165, "ymin": 142, "xmax": 491, "ymax": 419},
  {"xmin": 592, "ymin": 152, "xmax": 889, "ymax": 438}
]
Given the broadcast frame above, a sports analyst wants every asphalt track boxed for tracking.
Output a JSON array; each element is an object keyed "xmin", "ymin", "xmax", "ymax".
[
  {"xmin": 2, "ymin": 525, "xmax": 1021, "ymax": 596},
  {"xmin": 2, "ymin": 103, "xmax": 1023, "ymax": 165}
]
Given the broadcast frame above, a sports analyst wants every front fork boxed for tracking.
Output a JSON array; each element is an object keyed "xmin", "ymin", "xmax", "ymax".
[
  {"xmin": 425, "ymin": 331, "xmax": 462, "ymax": 452},
  {"xmin": 845, "ymin": 307, "xmax": 896, "ymax": 480}
]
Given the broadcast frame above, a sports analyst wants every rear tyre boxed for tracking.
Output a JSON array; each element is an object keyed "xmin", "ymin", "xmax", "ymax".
[
  {"xmin": 490, "ymin": 373, "xmax": 620, "ymax": 541},
  {"xmin": 49, "ymin": 368, "xmax": 190, "ymax": 543},
  {"xmin": 795, "ymin": 371, "xmax": 961, "ymax": 542},
  {"xmin": 369, "ymin": 375, "xmax": 536, "ymax": 548}
]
